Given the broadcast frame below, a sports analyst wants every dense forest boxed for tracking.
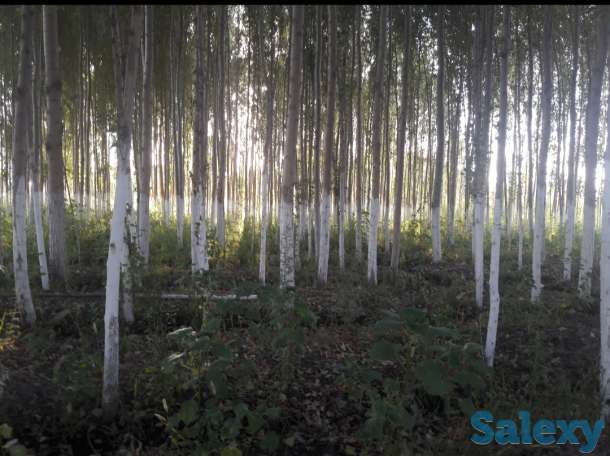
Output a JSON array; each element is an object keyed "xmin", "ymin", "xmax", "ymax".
[{"xmin": 0, "ymin": 4, "xmax": 609, "ymax": 455}]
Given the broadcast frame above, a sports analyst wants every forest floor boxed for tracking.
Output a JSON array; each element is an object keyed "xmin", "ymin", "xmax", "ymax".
[{"xmin": 0, "ymin": 220, "xmax": 606, "ymax": 455}]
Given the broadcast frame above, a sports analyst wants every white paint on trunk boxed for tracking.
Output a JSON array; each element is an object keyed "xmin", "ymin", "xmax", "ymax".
[
  {"xmin": 259, "ymin": 170, "xmax": 269, "ymax": 285},
  {"xmin": 103, "ymin": 159, "xmax": 130, "ymax": 415},
  {"xmin": 579, "ymin": 200, "xmax": 595, "ymax": 298},
  {"xmin": 531, "ymin": 180, "xmax": 546, "ymax": 303},
  {"xmin": 431, "ymin": 205, "xmax": 441, "ymax": 262},
  {"xmin": 367, "ymin": 197, "xmax": 380, "ymax": 285},
  {"xmin": 601, "ymin": 141, "xmax": 610, "ymax": 418},
  {"xmin": 279, "ymin": 199, "xmax": 295, "ymax": 288},
  {"xmin": 191, "ymin": 186, "xmax": 209, "ymax": 274},
  {"xmin": 317, "ymin": 192, "xmax": 330, "ymax": 284},
  {"xmin": 177, "ymin": 195, "xmax": 184, "ymax": 247},
  {"xmin": 563, "ymin": 200, "xmax": 576, "ymax": 281},
  {"xmin": 473, "ymin": 197, "xmax": 484, "ymax": 308},
  {"xmin": 138, "ymin": 192, "xmax": 150, "ymax": 265},
  {"xmin": 485, "ymin": 194, "xmax": 503, "ymax": 367},
  {"xmin": 32, "ymin": 189, "xmax": 49, "ymax": 290},
  {"xmin": 13, "ymin": 176, "xmax": 35, "ymax": 325}
]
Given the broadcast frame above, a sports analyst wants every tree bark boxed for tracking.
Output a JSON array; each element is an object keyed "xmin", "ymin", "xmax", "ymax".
[
  {"xmin": 43, "ymin": 5, "xmax": 67, "ymax": 284},
  {"xmin": 13, "ymin": 5, "xmax": 36, "ymax": 327},
  {"xmin": 366, "ymin": 5, "xmax": 388, "ymax": 285},
  {"xmin": 578, "ymin": 6, "xmax": 609, "ymax": 298},
  {"xmin": 103, "ymin": 5, "xmax": 143, "ymax": 418},
  {"xmin": 431, "ymin": 6, "xmax": 445, "ymax": 263},
  {"xmin": 531, "ymin": 6, "xmax": 553, "ymax": 303},
  {"xmin": 279, "ymin": 5, "xmax": 304, "ymax": 289},
  {"xmin": 485, "ymin": 6, "xmax": 509, "ymax": 366},
  {"xmin": 391, "ymin": 7, "xmax": 410, "ymax": 272}
]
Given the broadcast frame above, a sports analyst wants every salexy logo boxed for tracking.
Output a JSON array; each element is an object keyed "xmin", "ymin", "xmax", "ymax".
[{"xmin": 470, "ymin": 410, "xmax": 604, "ymax": 454}]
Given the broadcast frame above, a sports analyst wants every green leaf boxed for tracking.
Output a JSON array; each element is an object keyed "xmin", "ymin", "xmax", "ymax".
[
  {"xmin": 260, "ymin": 431, "xmax": 280, "ymax": 451},
  {"xmin": 264, "ymin": 407, "xmax": 281, "ymax": 419},
  {"xmin": 373, "ymin": 318, "xmax": 404, "ymax": 331},
  {"xmin": 369, "ymin": 340, "xmax": 401, "ymax": 362},
  {"xmin": 220, "ymin": 448, "xmax": 242, "ymax": 456},
  {"xmin": 458, "ymin": 397, "xmax": 476, "ymax": 416},
  {"xmin": 211, "ymin": 343, "xmax": 233, "ymax": 361},
  {"xmin": 415, "ymin": 360, "xmax": 450, "ymax": 396},
  {"xmin": 362, "ymin": 416, "xmax": 385, "ymax": 440},
  {"xmin": 454, "ymin": 371, "xmax": 486, "ymax": 390},
  {"xmin": 177, "ymin": 399, "xmax": 199, "ymax": 425},
  {"xmin": 427, "ymin": 326, "xmax": 458, "ymax": 338},
  {"xmin": 0, "ymin": 424, "xmax": 12, "ymax": 439},
  {"xmin": 247, "ymin": 412, "xmax": 264, "ymax": 435}
]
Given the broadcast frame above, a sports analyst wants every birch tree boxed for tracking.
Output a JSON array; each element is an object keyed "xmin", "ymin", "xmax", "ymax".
[
  {"xmin": 192, "ymin": 5, "xmax": 209, "ymax": 274},
  {"xmin": 562, "ymin": 6, "xmax": 579, "ymax": 283},
  {"xmin": 485, "ymin": 6, "xmax": 509, "ymax": 367},
  {"xmin": 366, "ymin": 5, "xmax": 388, "ymax": 285},
  {"xmin": 138, "ymin": 5, "xmax": 153, "ymax": 266},
  {"xmin": 391, "ymin": 6, "xmax": 410, "ymax": 272},
  {"xmin": 431, "ymin": 6, "xmax": 444, "ymax": 263},
  {"xmin": 12, "ymin": 5, "xmax": 36, "ymax": 326},
  {"xmin": 279, "ymin": 5, "xmax": 304, "ymax": 289},
  {"xmin": 531, "ymin": 6, "xmax": 553, "ymax": 303},
  {"xmin": 317, "ymin": 6, "xmax": 337, "ymax": 285},
  {"xmin": 43, "ymin": 5, "xmax": 66, "ymax": 285},
  {"xmin": 578, "ymin": 7, "xmax": 608, "ymax": 299},
  {"xmin": 103, "ymin": 5, "xmax": 143, "ymax": 418}
]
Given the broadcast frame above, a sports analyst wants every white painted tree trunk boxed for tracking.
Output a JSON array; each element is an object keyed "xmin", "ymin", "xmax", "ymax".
[
  {"xmin": 485, "ymin": 6, "xmax": 509, "ymax": 368},
  {"xmin": 32, "ymin": 188, "xmax": 49, "ymax": 290},
  {"xmin": 367, "ymin": 197, "xmax": 380, "ymax": 284},
  {"xmin": 13, "ymin": 6, "xmax": 36, "ymax": 327},
  {"xmin": 259, "ymin": 169, "xmax": 269, "ymax": 285},
  {"xmin": 317, "ymin": 192, "xmax": 330, "ymax": 283},
  {"xmin": 473, "ymin": 196, "xmax": 484, "ymax": 309},
  {"xmin": 531, "ymin": 7, "xmax": 553, "ymax": 304},
  {"xmin": 600, "ymin": 91, "xmax": 610, "ymax": 419},
  {"xmin": 578, "ymin": 8, "xmax": 608, "ymax": 298},
  {"xmin": 431, "ymin": 206, "xmax": 441, "ymax": 262},
  {"xmin": 104, "ymin": 5, "xmax": 142, "ymax": 418},
  {"xmin": 192, "ymin": 186, "xmax": 209, "ymax": 273}
]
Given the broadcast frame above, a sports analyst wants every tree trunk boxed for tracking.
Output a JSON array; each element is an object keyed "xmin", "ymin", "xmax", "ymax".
[
  {"xmin": 578, "ymin": 7, "xmax": 609, "ymax": 298},
  {"xmin": 485, "ymin": 6, "xmax": 509, "ymax": 366},
  {"xmin": 431, "ymin": 6, "xmax": 445, "ymax": 263},
  {"xmin": 563, "ymin": 6, "xmax": 579, "ymax": 283},
  {"xmin": 366, "ymin": 5, "xmax": 388, "ymax": 285},
  {"xmin": 31, "ymin": 15, "xmax": 49, "ymax": 291},
  {"xmin": 13, "ymin": 5, "xmax": 36, "ymax": 327},
  {"xmin": 279, "ymin": 5, "xmax": 304, "ymax": 289},
  {"xmin": 43, "ymin": 5, "xmax": 67, "ymax": 284},
  {"xmin": 391, "ymin": 7, "xmax": 410, "ymax": 272},
  {"xmin": 531, "ymin": 6, "xmax": 553, "ymax": 303},
  {"xmin": 317, "ymin": 6, "xmax": 337, "ymax": 285},
  {"xmin": 216, "ymin": 6, "xmax": 227, "ymax": 247},
  {"xmin": 103, "ymin": 5, "xmax": 143, "ymax": 418},
  {"xmin": 138, "ymin": 5, "xmax": 153, "ymax": 266},
  {"xmin": 192, "ymin": 5, "xmax": 209, "ymax": 274},
  {"xmin": 355, "ymin": 7, "xmax": 363, "ymax": 262}
]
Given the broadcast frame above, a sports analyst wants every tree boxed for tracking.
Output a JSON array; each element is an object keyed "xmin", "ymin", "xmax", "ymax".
[
  {"xmin": 12, "ymin": 5, "xmax": 36, "ymax": 326},
  {"xmin": 485, "ymin": 6, "xmax": 509, "ymax": 367},
  {"xmin": 530, "ymin": 5, "xmax": 553, "ymax": 303},
  {"xmin": 216, "ymin": 5, "xmax": 227, "ymax": 247},
  {"xmin": 366, "ymin": 5, "xmax": 388, "ymax": 285},
  {"xmin": 562, "ymin": 5, "xmax": 579, "ymax": 283},
  {"xmin": 431, "ymin": 6, "xmax": 444, "ymax": 263},
  {"xmin": 259, "ymin": 8, "xmax": 275, "ymax": 285},
  {"xmin": 471, "ymin": 6, "xmax": 494, "ymax": 309},
  {"xmin": 578, "ymin": 6, "xmax": 609, "ymax": 299},
  {"xmin": 43, "ymin": 5, "xmax": 66, "ymax": 285},
  {"xmin": 30, "ymin": 12, "xmax": 49, "ymax": 291},
  {"xmin": 391, "ymin": 6, "xmax": 410, "ymax": 272},
  {"xmin": 355, "ymin": 6, "xmax": 363, "ymax": 262},
  {"xmin": 103, "ymin": 5, "xmax": 143, "ymax": 418},
  {"xmin": 192, "ymin": 5, "xmax": 209, "ymax": 274},
  {"xmin": 138, "ymin": 5, "xmax": 153, "ymax": 266},
  {"xmin": 317, "ymin": 5, "xmax": 337, "ymax": 286},
  {"xmin": 279, "ymin": 5, "xmax": 304, "ymax": 289}
]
